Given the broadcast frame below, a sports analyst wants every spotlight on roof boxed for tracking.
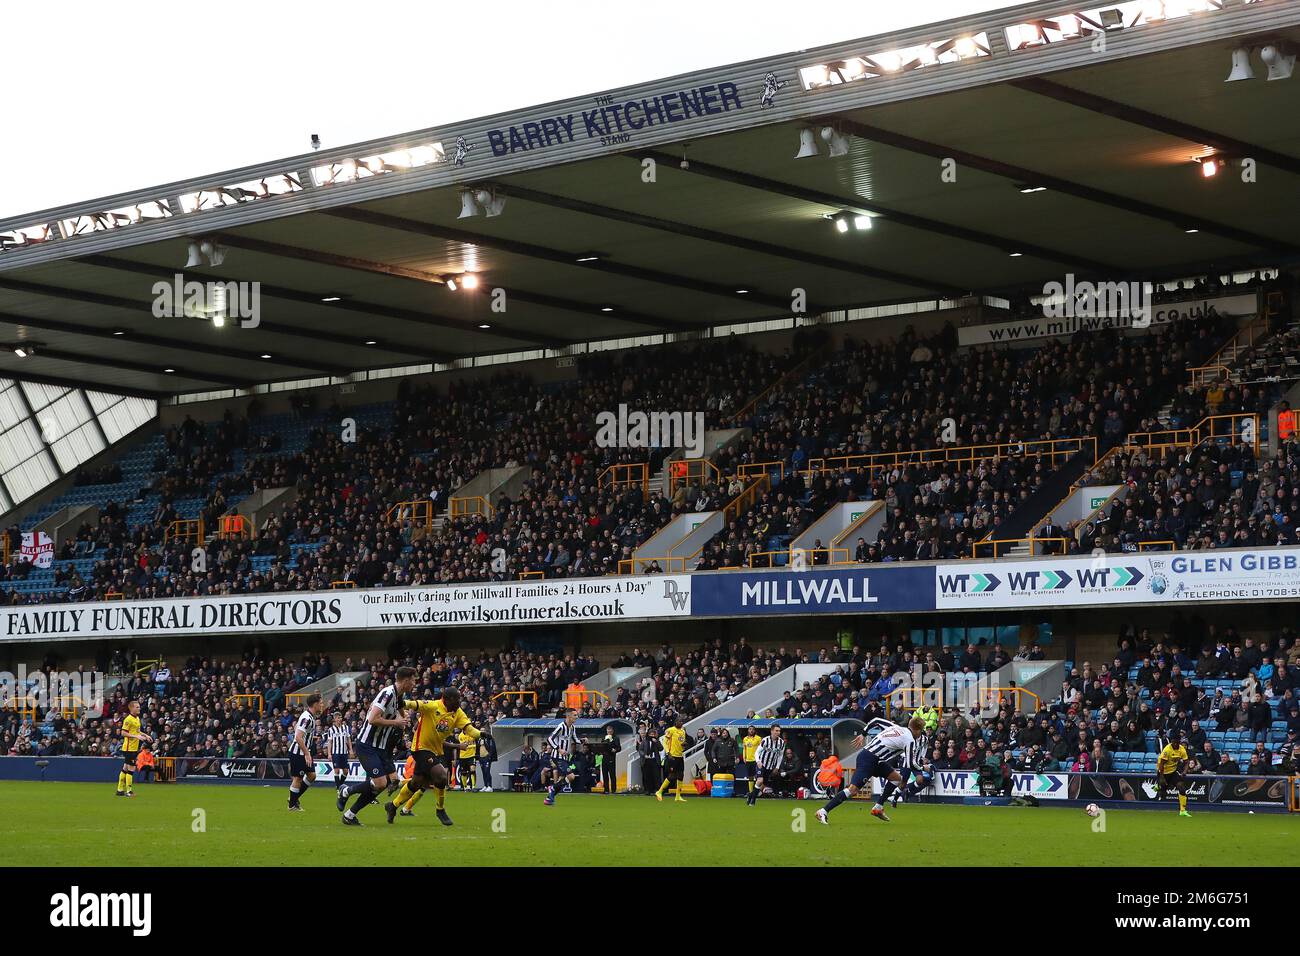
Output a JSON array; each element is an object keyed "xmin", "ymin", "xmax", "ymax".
[
  {"xmin": 820, "ymin": 126, "xmax": 849, "ymax": 157},
  {"xmin": 12, "ymin": 343, "xmax": 36, "ymax": 358},
  {"xmin": 1261, "ymin": 43, "xmax": 1296, "ymax": 80},
  {"xmin": 1197, "ymin": 155, "xmax": 1225, "ymax": 178},
  {"xmin": 188, "ymin": 238, "xmax": 226, "ymax": 267},
  {"xmin": 853, "ymin": 215, "xmax": 872, "ymax": 231},
  {"xmin": 184, "ymin": 242, "xmax": 203, "ymax": 269},
  {"xmin": 833, "ymin": 213, "xmax": 850, "ymax": 233},
  {"xmin": 1018, "ymin": 184, "xmax": 1048, "ymax": 193},
  {"xmin": 457, "ymin": 189, "xmax": 480, "ymax": 219},
  {"xmin": 311, "ymin": 134, "xmax": 322, "ymax": 150},
  {"xmin": 320, "ymin": 295, "xmax": 342, "ymax": 303},
  {"xmin": 474, "ymin": 187, "xmax": 507, "ymax": 218},
  {"xmin": 445, "ymin": 276, "xmax": 458, "ymax": 292},
  {"xmin": 461, "ymin": 273, "xmax": 480, "ymax": 290},
  {"xmin": 478, "ymin": 323, "xmax": 492, "ymax": 329},
  {"xmin": 1099, "ymin": 8, "xmax": 1123, "ymax": 27},
  {"xmin": 575, "ymin": 253, "xmax": 602, "ymax": 263},
  {"xmin": 795, "ymin": 127, "xmax": 820, "ymax": 159},
  {"xmin": 954, "ymin": 36, "xmax": 979, "ymax": 57},
  {"xmin": 1226, "ymin": 46, "xmax": 1255, "ymax": 82}
]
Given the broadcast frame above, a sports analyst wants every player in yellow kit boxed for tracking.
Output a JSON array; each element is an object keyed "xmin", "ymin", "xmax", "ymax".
[
  {"xmin": 741, "ymin": 726, "xmax": 762, "ymax": 793},
  {"xmin": 656, "ymin": 714, "xmax": 688, "ymax": 803},
  {"xmin": 385, "ymin": 686, "xmax": 481, "ymax": 827},
  {"xmin": 115, "ymin": 700, "xmax": 152, "ymax": 797},
  {"xmin": 1156, "ymin": 730, "xmax": 1192, "ymax": 817}
]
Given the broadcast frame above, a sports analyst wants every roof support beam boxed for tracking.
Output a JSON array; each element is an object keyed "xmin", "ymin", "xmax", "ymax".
[
  {"xmin": 497, "ymin": 180, "xmax": 971, "ymax": 293},
  {"xmin": 833, "ymin": 117, "xmax": 1298, "ymax": 255},
  {"xmin": 325, "ymin": 207, "xmax": 823, "ymax": 317},
  {"xmin": 633, "ymin": 150, "xmax": 1119, "ymax": 276},
  {"xmin": 1009, "ymin": 77, "xmax": 1300, "ymax": 179}
]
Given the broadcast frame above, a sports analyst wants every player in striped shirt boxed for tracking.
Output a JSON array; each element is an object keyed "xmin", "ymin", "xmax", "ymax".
[
  {"xmin": 336, "ymin": 667, "xmax": 416, "ymax": 827},
  {"xmin": 816, "ymin": 716, "xmax": 924, "ymax": 826},
  {"xmin": 542, "ymin": 708, "xmax": 580, "ymax": 806},
  {"xmin": 326, "ymin": 712, "xmax": 354, "ymax": 788},
  {"xmin": 745, "ymin": 723, "xmax": 785, "ymax": 806},
  {"xmin": 287, "ymin": 693, "xmax": 324, "ymax": 811}
]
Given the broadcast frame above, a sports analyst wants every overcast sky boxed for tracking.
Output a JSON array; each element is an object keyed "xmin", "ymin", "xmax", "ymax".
[{"xmin": 0, "ymin": 0, "xmax": 1021, "ymax": 220}]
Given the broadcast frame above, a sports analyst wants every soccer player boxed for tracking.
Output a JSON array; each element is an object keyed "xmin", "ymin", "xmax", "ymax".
[
  {"xmin": 287, "ymin": 693, "xmax": 324, "ymax": 811},
  {"xmin": 115, "ymin": 700, "xmax": 152, "ymax": 797},
  {"xmin": 326, "ymin": 712, "xmax": 354, "ymax": 787},
  {"xmin": 891, "ymin": 725, "xmax": 933, "ymax": 807},
  {"xmin": 543, "ymin": 708, "xmax": 580, "ymax": 806},
  {"xmin": 816, "ymin": 716, "xmax": 924, "ymax": 825},
  {"xmin": 337, "ymin": 666, "xmax": 416, "ymax": 827},
  {"xmin": 746, "ymin": 723, "xmax": 784, "ymax": 806},
  {"xmin": 385, "ymin": 685, "xmax": 482, "ymax": 826},
  {"xmin": 656, "ymin": 715, "xmax": 688, "ymax": 803},
  {"xmin": 741, "ymin": 725, "xmax": 762, "ymax": 794},
  {"xmin": 1156, "ymin": 729, "xmax": 1192, "ymax": 817},
  {"xmin": 456, "ymin": 733, "xmax": 477, "ymax": 790}
]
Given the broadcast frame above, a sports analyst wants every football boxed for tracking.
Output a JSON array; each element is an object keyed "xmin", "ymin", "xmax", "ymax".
[{"xmin": 1085, "ymin": 804, "xmax": 1101, "ymax": 818}]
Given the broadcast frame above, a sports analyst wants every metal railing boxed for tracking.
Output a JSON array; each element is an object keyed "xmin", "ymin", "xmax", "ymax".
[
  {"xmin": 599, "ymin": 462, "xmax": 649, "ymax": 494},
  {"xmin": 165, "ymin": 518, "xmax": 203, "ymax": 545},
  {"xmin": 667, "ymin": 458, "xmax": 721, "ymax": 499},
  {"xmin": 518, "ymin": 570, "xmax": 545, "ymax": 580},
  {"xmin": 972, "ymin": 536, "xmax": 1071, "ymax": 558},
  {"xmin": 617, "ymin": 555, "xmax": 688, "ymax": 575},
  {"xmin": 449, "ymin": 495, "xmax": 494, "ymax": 519},
  {"xmin": 804, "ymin": 435, "xmax": 1095, "ymax": 481},
  {"xmin": 385, "ymin": 499, "xmax": 434, "ymax": 528},
  {"xmin": 226, "ymin": 694, "xmax": 264, "ymax": 715}
]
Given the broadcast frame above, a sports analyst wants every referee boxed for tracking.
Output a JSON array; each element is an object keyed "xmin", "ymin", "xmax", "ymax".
[
  {"xmin": 326, "ymin": 712, "xmax": 354, "ymax": 787},
  {"xmin": 746, "ymin": 723, "xmax": 785, "ymax": 806}
]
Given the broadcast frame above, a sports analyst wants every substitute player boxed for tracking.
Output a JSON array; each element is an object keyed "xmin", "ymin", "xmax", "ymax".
[
  {"xmin": 326, "ymin": 712, "xmax": 354, "ymax": 788},
  {"xmin": 816, "ymin": 716, "xmax": 924, "ymax": 825},
  {"xmin": 115, "ymin": 699, "xmax": 152, "ymax": 797},
  {"xmin": 386, "ymin": 685, "xmax": 481, "ymax": 826},
  {"xmin": 741, "ymin": 725, "xmax": 762, "ymax": 794},
  {"xmin": 656, "ymin": 715, "xmax": 688, "ymax": 803},
  {"xmin": 1156, "ymin": 730, "xmax": 1192, "ymax": 818}
]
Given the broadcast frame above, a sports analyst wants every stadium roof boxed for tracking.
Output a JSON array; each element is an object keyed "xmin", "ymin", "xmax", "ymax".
[{"xmin": 1, "ymin": 0, "xmax": 1298, "ymax": 399}]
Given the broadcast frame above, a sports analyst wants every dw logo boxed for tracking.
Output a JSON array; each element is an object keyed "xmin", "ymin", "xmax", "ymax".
[{"xmin": 663, "ymin": 579, "xmax": 689, "ymax": 611}]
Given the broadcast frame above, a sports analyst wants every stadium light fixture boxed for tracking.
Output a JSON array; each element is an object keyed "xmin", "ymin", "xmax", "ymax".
[
  {"xmin": 820, "ymin": 126, "xmax": 850, "ymax": 157},
  {"xmin": 575, "ymin": 253, "xmax": 602, "ymax": 263},
  {"xmin": 199, "ymin": 239, "xmax": 226, "ymax": 267},
  {"xmin": 1226, "ymin": 46, "xmax": 1255, "ymax": 82},
  {"xmin": 111, "ymin": 329, "xmax": 127, "ymax": 336},
  {"xmin": 457, "ymin": 189, "xmax": 480, "ymax": 219},
  {"xmin": 478, "ymin": 323, "xmax": 492, "ymax": 329},
  {"xmin": 320, "ymin": 295, "xmax": 342, "ymax": 303},
  {"xmin": 260, "ymin": 353, "xmax": 273, "ymax": 359},
  {"xmin": 795, "ymin": 127, "xmax": 820, "ymax": 159},
  {"xmin": 445, "ymin": 277, "xmax": 458, "ymax": 292},
  {"xmin": 1184, "ymin": 227, "xmax": 1200, "ymax": 234},
  {"xmin": 600, "ymin": 306, "xmax": 615, "ymax": 312},
  {"xmin": 1008, "ymin": 251, "xmax": 1024, "ymax": 258},
  {"xmin": 184, "ymin": 242, "xmax": 203, "ymax": 268},
  {"xmin": 1018, "ymin": 184, "xmax": 1047, "ymax": 193},
  {"xmin": 954, "ymin": 36, "xmax": 979, "ymax": 57},
  {"xmin": 474, "ymin": 187, "xmax": 506, "ymax": 217},
  {"xmin": 461, "ymin": 273, "xmax": 480, "ymax": 290},
  {"xmin": 736, "ymin": 288, "xmax": 750, "ymax": 295},
  {"xmin": 1261, "ymin": 43, "xmax": 1296, "ymax": 81},
  {"xmin": 364, "ymin": 339, "xmax": 378, "ymax": 346},
  {"xmin": 12, "ymin": 343, "xmax": 37, "ymax": 358},
  {"xmin": 163, "ymin": 367, "xmax": 176, "ymax": 373},
  {"xmin": 853, "ymin": 215, "xmax": 872, "ymax": 231}
]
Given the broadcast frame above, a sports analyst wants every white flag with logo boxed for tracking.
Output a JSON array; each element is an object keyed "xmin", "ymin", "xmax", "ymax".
[{"xmin": 19, "ymin": 531, "xmax": 54, "ymax": 569}]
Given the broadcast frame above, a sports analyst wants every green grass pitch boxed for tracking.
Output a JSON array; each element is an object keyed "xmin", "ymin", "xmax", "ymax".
[{"xmin": 8, "ymin": 782, "xmax": 1296, "ymax": 866}]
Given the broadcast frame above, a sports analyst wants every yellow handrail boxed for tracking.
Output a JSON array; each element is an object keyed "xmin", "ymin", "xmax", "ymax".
[
  {"xmin": 385, "ymin": 499, "xmax": 434, "ymax": 528},
  {"xmin": 598, "ymin": 463, "xmax": 649, "ymax": 494},
  {"xmin": 617, "ymin": 555, "xmax": 688, "ymax": 574},
  {"xmin": 330, "ymin": 580, "xmax": 356, "ymax": 589},
  {"xmin": 1138, "ymin": 540, "xmax": 1176, "ymax": 551},
  {"xmin": 450, "ymin": 495, "xmax": 495, "ymax": 519},
  {"xmin": 972, "ymin": 537, "xmax": 1070, "ymax": 559},
  {"xmin": 518, "ymin": 570, "xmax": 545, "ymax": 580},
  {"xmin": 165, "ymin": 518, "xmax": 203, "ymax": 545},
  {"xmin": 804, "ymin": 436, "xmax": 1095, "ymax": 482},
  {"xmin": 667, "ymin": 458, "xmax": 721, "ymax": 499},
  {"xmin": 491, "ymin": 690, "xmax": 538, "ymax": 709},
  {"xmin": 226, "ymin": 694, "xmax": 264, "ymax": 715}
]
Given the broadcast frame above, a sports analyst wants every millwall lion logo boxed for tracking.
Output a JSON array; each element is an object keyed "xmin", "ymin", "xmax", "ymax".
[
  {"xmin": 449, "ymin": 136, "xmax": 474, "ymax": 167},
  {"xmin": 759, "ymin": 72, "xmax": 786, "ymax": 109}
]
